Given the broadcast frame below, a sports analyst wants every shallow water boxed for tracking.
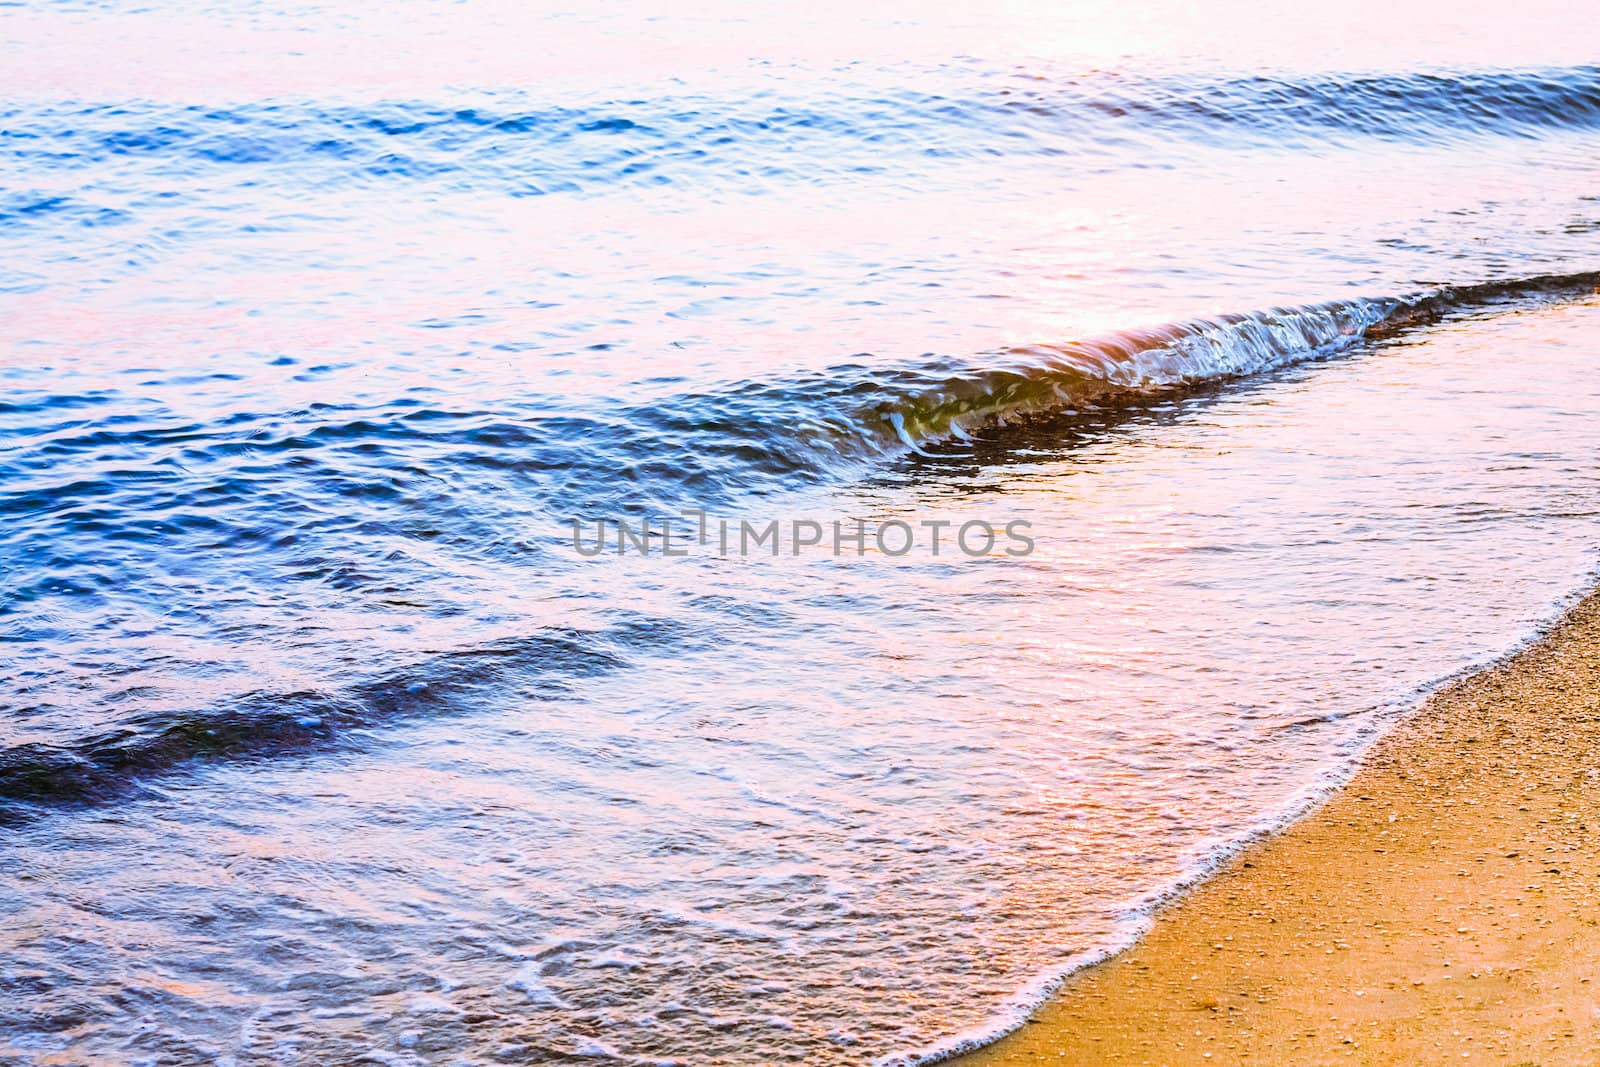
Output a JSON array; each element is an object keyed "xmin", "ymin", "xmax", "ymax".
[{"xmin": 3, "ymin": 1, "xmax": 1599, "ymax": 1064}]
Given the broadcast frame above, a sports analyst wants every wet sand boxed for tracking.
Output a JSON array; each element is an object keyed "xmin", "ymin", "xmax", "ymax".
[{"xmin": 959, "ymin": 591, "xmax": 1600, "ymax": 1066}]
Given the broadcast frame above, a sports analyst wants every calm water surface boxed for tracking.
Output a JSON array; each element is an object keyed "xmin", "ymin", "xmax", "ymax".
[{"xmin": 3, "ymin": 1, "xmax": 1599, "ymax": 1063}]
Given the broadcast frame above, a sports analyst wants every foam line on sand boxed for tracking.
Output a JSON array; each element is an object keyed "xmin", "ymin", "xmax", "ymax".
[{"xmin": 956, "ymin": 590, "xmax": 1600, "ymax": 1065}]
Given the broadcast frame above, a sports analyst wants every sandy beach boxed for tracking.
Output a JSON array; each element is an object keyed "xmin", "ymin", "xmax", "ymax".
[{"xmin": 960, "ymin": 591, "xmax": 1600, "ymax": 1066}]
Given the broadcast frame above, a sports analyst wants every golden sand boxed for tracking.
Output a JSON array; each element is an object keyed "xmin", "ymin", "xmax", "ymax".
[{"xmin": 958, "ymin": 593, "xmax": 1600, "ymax": 1066}]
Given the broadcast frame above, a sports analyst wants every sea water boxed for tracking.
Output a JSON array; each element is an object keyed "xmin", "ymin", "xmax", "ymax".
[{"xmin": 2, "ymin": 1, "xmax": 1599, "ymax": 1062}]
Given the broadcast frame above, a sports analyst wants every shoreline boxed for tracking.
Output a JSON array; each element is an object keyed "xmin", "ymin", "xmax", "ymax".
[{"xmin": 953, "ymin": 588, "xmax": 1600, "ymax": 1065}]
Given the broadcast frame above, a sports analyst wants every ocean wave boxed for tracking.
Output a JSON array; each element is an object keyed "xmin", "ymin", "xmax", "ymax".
[
  {"xmin": 1016, "ymin": 64, "xmax": 1600, "ymax": 145},
  {"xmin": 880, "ymin": 270, "xmax": 1600, "ymax": 448},
  {"xmin": 2, "ymin": 66, "xmax": 1596, "ymax": 206},
  {"xmin": 630, "ymin": 268, "xmax": 1600, "ymax": 486},
  {"xmin": 0, "ymin": 623, "xmax": 656, "ymax": 820},
  {"xmin": 2, "ymin": 271, "xmax": 1595, "ymax": 543},
  {"xmin": 3, "ymin": 270, "xmax": 1593, "ymax": 824}
]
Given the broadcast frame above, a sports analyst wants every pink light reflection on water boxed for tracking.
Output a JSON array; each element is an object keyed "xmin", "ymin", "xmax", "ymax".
[{"xmin": 5, "ymin": 0, "xmax": 1597, "ymax": 102}]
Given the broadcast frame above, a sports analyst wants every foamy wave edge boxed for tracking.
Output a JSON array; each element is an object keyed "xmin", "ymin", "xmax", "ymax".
[
  {"xmin": 860, "ymin": 270, "xmax": 1600, "ymax": 462},
  {"xmin": 878, "ymin": 535, "xmax": 1600, "ymax": 1065}
]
